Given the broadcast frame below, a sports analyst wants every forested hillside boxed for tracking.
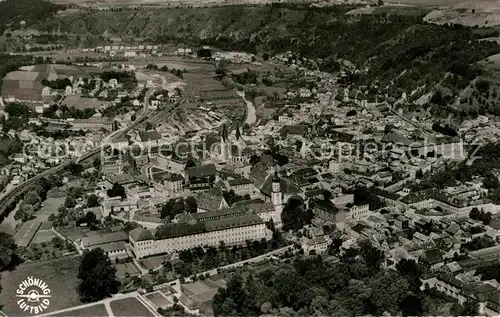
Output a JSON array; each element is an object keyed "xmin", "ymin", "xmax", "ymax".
[
  {"xmin": 0, "ymin": 0, "xmax": 63, "ymax": 35},
  {"xmin": 32, "ymin": 4, "xmax": 500, "ymax": 98}
]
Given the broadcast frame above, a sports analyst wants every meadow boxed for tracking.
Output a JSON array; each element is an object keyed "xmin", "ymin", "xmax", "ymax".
[{"xmin": 0, "ymin": 256, "xmax": 81, "ymax": 315}]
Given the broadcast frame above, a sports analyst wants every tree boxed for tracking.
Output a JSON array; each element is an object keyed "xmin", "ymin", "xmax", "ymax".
[
  {"xmin": 85, "ymin": 211, "xmax": 97, "ymax": 225},
  {"xmin": 281, "ymin": 196, "xmax": 307, "ymax": 231},
  {"xmin": 174, "ymin": 199, "xmax": 186, "ymax": 215},
  {"xmin": 370, "ymin": 273, "xmax": 409, "ymax": 314},
  {"xmin": 415, "ymin": 169, "xmax": 423, "ymax": 179},
  {"xmin": 64, "ymin": 196, "xmax": 77, "ymax": 208},
  {"xmin": 68, "ymin": 186, "xmax": 84, "ymax": 199},
  {"xmin": 216, "ymin": 67, "xmax": 227, "ymax": 80},
  {"xmin": 0, "ymin": 232, "xmax": 18, "ymax": 271},
  {"xmin": 68, "ymin": 163, "xmax": 84, "ymax": 176},
  {"xmin": 342, "ymin": 279, "xmax": 371, "ymax": 315},
  {"xmin": 431, "ymin": 90, "xmax": 444, "ymax": 105},
  {"xmin": 462, "ymin": 299, "xmax": 479, "ymax": 315},
  {"xmin": 328, "ymin": 238, "xmax": 343, "ymax": 255},
  {"xmin": 249, "ymin": 155, "xmax": 260, "ymax": 165},
  {"xmin": 353, "ymin": 187, "xmax": 384, "ymax": 210},
  {"xmin": 52, "ymin": 236, "xmax": 64, "ymax": 249},
  {"xmin": 384, "ymin": 124, "xmax": 395, "ymax": 134},
  {"xmin": 272, "ymin": 269, "xmax": 313, "ymax": 311},
  {"xmin": 476, "ymin": 79, "xmax": 490, "ymax": 94},
  {"xmin": 87, "ymin": 194, "xmax": 99, "ymax": 207},
  {"xmin": 123, "ymin": 221, "xmax": 138, "ymax": 232},
  {"xmin": 21, "ymin": 204, "xmax": 34, "ymax": 221},
  {"xmin": 145, "ymin": 122, "xmax": 153, "ymax": 131},
  {"xmin": 469, "ymin": 207, "xmax": 480, "ymax": 220},
  {"xmin": 483, "ymin": 173, "xmax": 500, "ymax": 189},
  {"xmin": 77, "ymin": 249, "xmax": 119, "ymax": 302},
  {"xmin": 346, "ymin": 109, "xmax": 357, "ymax": 116},
  {"xmin": 24, "ymin": 191, "xmax": 41, "ymax": 205},
  {"xmin": 160, "ymin": 199, "xmax": 176, "ymax": 219},
  {"xmin": 107, "ymin": 183, "xmax": 126, "ymax": 198},
  {"xmin": 223, "ymin": 190, "xmax": 246, "ymax": 206},
  {"xmin": 359, "ymin": 240, "xmax": 384, "ymax": 271},
  {"xmin": 396, "ymin": 258, "xmax": 422, "ymax": 291},
  {"xmin": 185, "ymin": 196, "xmax": 197, "ymax": 213},
  {"xmin": 469, "ymin": 207, "xmax": 492, "ymax": 225}
]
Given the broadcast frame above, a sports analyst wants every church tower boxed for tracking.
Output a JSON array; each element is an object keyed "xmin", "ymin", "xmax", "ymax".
[
  {"xmin": 235, "ymin": 124, "xmax": 241, "ymax": 142},
  {"xmin": 271, "ymin": 171, "xmax": 283, "ymax": 223},
  {"xmin": 221, "ymin": 123, "xmax": 228, "ymax": 160}
]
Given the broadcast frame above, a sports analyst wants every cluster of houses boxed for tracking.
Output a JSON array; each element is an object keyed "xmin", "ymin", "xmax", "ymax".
[{"xmin": 15, "ymin": 40, "xmax": 500, "ymax": 317}]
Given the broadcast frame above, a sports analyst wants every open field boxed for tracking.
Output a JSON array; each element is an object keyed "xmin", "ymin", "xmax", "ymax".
[
  {"xmin": 51, "ymin": 304, "xmax": 109, "ymax": 316},
  {"xmin": 423, "ymin": 0, "xmax": 500, "ymax": 27},
  {"xmin": 156, "ymin": 285, "xmax": 174, "ymax": 296},
  {"xmin": 49, "ymin": 0, "xmax": 307, "ymax": 7},
  {"xmin": 37, "ymin": 197, "xmax": 65, "ymax": 222},
  {"xmin": 150, "ymin": 167, "xmax": 171, "ymax": 183},
  {"xmin": 63, "ymin": 95, "xmax": 103, "ymax": 109},
  {"xmin": 56, "ymin": 226, "xmax": 87, "ymax": 241},
  {"xmin": 385, "ymin": 0, "xmax": 468, "ymax": 6},
  {"xmin": 32, "ymin": 227, "xmax": 57, "ymax": 244},
  {"xmin": 139, "ymin": 254, "xmax": 171, "ymax": 270},
  {"xmin": 348, "ymin": 5, "xmax": 432, "ymax": 15},
  {"xmin": 13, "ymin": 220, "xmax": 42, "ymax": 247},
  {"xmin": 145, "ymin": 291, "xmax": 173, "ymax": 309},
  {"xmin": 0, "ymin": 256, "xmax": 81, "ymax": 316},
  {"xmin": 109, "ymin": 297, "xmax": 154, "ymax": 317},
  {"xmin": 115, "ymin": 262, "xmax": 141, "ymax": 279}
]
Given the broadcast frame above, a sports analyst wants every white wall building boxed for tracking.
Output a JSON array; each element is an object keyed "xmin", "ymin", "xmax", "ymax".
[{"xmin": 129, "ymin": 214, "xmax": 269, "ymax": 259}]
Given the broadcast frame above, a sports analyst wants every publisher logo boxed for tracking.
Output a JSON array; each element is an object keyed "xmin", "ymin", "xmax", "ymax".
[{"xmin": 15, "ymin": 276, "xmax": 51, "ymax": 315}]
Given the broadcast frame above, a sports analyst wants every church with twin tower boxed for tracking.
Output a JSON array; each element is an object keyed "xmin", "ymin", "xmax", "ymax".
[{"xmin": 219, "ymin": 123, "xmax": 285, "ymax": 226}]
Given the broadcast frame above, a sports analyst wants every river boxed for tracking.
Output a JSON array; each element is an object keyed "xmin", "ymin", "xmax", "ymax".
[{"xmin": 236, "ymin": 90, "xmax": 256, "ymax": 125}]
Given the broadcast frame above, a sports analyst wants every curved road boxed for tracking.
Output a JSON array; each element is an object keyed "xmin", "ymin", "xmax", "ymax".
[{"xmin": 0, "ymin": 89, "xmax": 155, "ymax": 220}]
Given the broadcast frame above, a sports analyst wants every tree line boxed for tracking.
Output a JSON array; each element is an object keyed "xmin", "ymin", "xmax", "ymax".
[{"xmin": 212, "ymin": 241, "xmax": 478, "ymax": 316}]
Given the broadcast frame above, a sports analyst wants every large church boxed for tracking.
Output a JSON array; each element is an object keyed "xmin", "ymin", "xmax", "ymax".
[
  {"xmin": 220, "ymin": 123, "xmax": 252, "ymax": 163},
  {"xmin": 217, "ymin": 123, "xmax": 302, "ymax": 227}
]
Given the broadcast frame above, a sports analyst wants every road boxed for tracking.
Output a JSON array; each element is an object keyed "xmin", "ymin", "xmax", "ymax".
[
  {"xmin": 182, "ymin": 244, "xmax": 294, "ymax": 283},
  {"xmin": 389, "ymin": 108, "xmax": 434, "ymax": 135},
  {"xmin": 0, "ymin": 89, "xmax": 155, "ymax": 222}
]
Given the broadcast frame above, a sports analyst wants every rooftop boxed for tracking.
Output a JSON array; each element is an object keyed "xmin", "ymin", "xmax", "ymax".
[
  {"xmin": 188, "ymin": 163, "xmax": 217, "ymax": 179},
  {"xmin": 228, "ymin": 178, "xmax": 253, "ymax": 187},
  {"xmin": 195, "ymin": 187, "xmax": 226, "ymax": 211},
  {"xmin": 154, "ymin": 213, "xmax": 264, "ymax": 240},
  {"xmin": 129, "ymin": 227, "xmax": 154, "ymax": 242},
  {"xmin": 81, "ymin": 231, "xmax": 128, "ymax": 248},
  {"xmin": 139, "ymin": 130, "xmax": 162, "ymax": 142}
]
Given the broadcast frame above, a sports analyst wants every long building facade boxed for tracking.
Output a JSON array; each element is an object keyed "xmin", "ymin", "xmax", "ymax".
[{"xmin": 129, "ymin": 213, "xmax": 270, "ymax": 259}]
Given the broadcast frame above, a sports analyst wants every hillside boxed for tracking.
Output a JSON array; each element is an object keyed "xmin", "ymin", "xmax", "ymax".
[
  {"xmin": 0, "ymin": 0, "xmax": 64, "ymax": 35},
  {"xmin": 424, "ymin": 0, "xmax": 500, "ymax": 27},
  {"xmin": 30, "ymin": 4, "xmax": 500, "ymax": 99}
]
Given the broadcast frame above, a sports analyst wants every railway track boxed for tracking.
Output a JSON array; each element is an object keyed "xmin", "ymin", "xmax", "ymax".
[
  {"xmin": 0, "ymin": 89, "xmax": 155, "ymax": 221},
  {"xmin": 0, "ymin": 83, "xmax": 198, "ymax": 221}
]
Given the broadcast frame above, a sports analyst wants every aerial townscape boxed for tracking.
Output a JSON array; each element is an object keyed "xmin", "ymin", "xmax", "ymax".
[{"xmin": 3, "ymin": 0, "xmax": 500, "ymax": 316}]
